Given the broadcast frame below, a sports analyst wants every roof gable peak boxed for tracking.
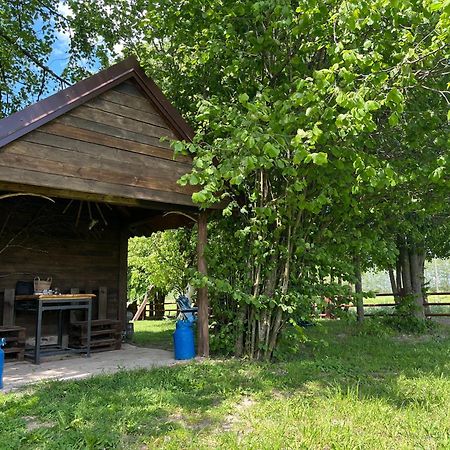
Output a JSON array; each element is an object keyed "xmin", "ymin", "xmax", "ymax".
[{"xmin": 0, "ymin": 56, "xmax": 194, "ymax": 148}]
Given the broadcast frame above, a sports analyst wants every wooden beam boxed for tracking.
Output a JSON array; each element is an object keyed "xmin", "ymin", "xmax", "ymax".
[
  {"xmin": 98, "ymin": 286, "xmax": 108, "ymax": 320},
  {"xmin": 0, "ymin": 151, "xmax": 196, "ymax": 197},
  {"xmin": 118, "ymin": 227, "xmax": 129, "ymax": 330},
  {"xmin": 132, "ymin": 287, "xmax": 153, "ymax": 321},
  {"xmin": 3, "ymin": 288, "xmax": 15, "ymax": 326},
  {"xmin": 0, "ymin": 180, "xmax": 196, "ymax": 210},
  {"xmin": 197, "ymin": 211, "xmax": 209, "ymax": 357},
  {"xmin": 129, "ymin": 213, "xmax": 195, "ymax": 236}
]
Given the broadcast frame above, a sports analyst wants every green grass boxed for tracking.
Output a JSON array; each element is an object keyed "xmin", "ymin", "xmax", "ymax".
[
  {"xmin": 2, "ymin": 320, "xmax": 450, "ymax": 449},
  {"xmin": 131, "ymin": 319, "xmax": 176, "ymax": 351}
]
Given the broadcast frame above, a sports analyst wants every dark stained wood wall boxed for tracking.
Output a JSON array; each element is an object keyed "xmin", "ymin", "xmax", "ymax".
[
  {"xmin": 0, "ymin": 80, "xmax": 196, "ymax": 208},
  {"xmin": 0, "ymin": 198, "xmax": 122, "ymax": 333}
]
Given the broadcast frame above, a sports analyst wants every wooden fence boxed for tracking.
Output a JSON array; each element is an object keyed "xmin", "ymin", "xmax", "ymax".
[
  {"xmin": 349, "ymin": 292, "xmax": 450, "ymax": 318},
  {"xmin": 132, "ymin": 296, "xmax": 178, "ymax": 321},
  {"xmin": 131, "ymin": 291, "xmax": 450, "ymax": 321}
]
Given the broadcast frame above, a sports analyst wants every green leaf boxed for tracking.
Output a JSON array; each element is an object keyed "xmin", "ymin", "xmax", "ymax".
[
  {"xmin": 173, "ymin": 141, "xmax": 184, "ymax": 153},
  {"xmin": 293, "ymin": 148, "xmax": 308, "ymax": 164},
  {"xmin": 386, "ymin": 88, "xmax": 404, "ymax": 106},
  {"xmin": 388, "ymin": 112, "xmax": 399, "ymax": 126},
  {"xmin": 192, "ymin": 192, "xmax": 207, "ymax": 203},
  {"xmin": 364, "ymin": 166, "xmax": 377, "ymax": 178},
  {"xmin": 365, "ymin": 100, "xmax": 380, "ymax": 111},
  {"xmin": 263, "ymin": 142, "xmax": 280, "ymax": 158},
  {"xmin": 238, "ymin": 93, "xmax": 249, "ymax": 104},
  {"xmin": 306, "ymin": 152, "xmax": 328, "ymax": 165}
]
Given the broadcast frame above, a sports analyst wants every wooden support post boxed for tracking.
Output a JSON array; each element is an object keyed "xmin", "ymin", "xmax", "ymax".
[
  {"xmin": 118, "ymin": 227, "xmax": 129, "ymax": 330},
  {"xmin": 197, "ymin": 211, "xmax": 209, "ymax": 357},
  {"xmin": 3, "ymin": 289, "xmax": 15, "ymax": 326},
  {"xmin": 70, "ymin": 288, "xmax": 79, "ymax": 323},
  {"xmin": 98, "ymin": 286, "xmax": 107, "ymax": 320}
]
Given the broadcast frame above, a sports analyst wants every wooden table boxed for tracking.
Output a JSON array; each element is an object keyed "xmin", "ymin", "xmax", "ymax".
[{"xmin": 15, "ymin": 294, "xmax": 95, "ymax": 364}]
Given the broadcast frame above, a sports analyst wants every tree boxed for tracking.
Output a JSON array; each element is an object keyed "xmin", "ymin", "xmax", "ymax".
[
  {"xmin": 365, "ymin": 84, "xmax": 450, "ymax": 318},
  {"xmin": 0, "ymin": 0, "xmax": 144, "ymax": 116},
  {"xmin": 127, "ymin": 230, "xmax": 193, "ymax": 302},
  {"xmin": 132, "ymin": 0, "xmax": 449, "ymax": 356},
  {"xmin": 2, "ymin": 0, "xmax": 449, "ymax": 356}
]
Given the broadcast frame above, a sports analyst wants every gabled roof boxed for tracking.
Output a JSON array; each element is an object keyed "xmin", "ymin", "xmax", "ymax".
[{"xmin": 0, "ymin": 56, "xmax": 194, "ymax": 148}]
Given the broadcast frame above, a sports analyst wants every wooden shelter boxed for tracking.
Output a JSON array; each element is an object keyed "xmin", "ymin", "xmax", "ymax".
[{"xmin": 0, "ymin": 57, "xmax": 210, "ymax": 358}]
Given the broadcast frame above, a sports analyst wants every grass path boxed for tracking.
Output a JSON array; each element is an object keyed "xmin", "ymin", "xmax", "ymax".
[{"xmin": 1, "ymin": 321, "xmax": 450, "ymax": 449}]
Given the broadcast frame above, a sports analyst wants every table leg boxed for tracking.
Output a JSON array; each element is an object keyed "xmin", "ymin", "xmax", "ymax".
[
  {"xmin": 34, "ymin": 300, "xmax": 43, "ymax": 365},
  {"xmin": 57, "ymin": 309, "xmax": 63, "ymax": 348},
  {"xmin": 86, "ymin": 300, "xmax": 92, "ymax": 357}
]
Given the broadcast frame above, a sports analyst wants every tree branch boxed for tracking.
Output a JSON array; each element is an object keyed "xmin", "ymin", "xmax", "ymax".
[{"xmin": 0, "ymin": 31, "xmax": 69, "ymax": 86}]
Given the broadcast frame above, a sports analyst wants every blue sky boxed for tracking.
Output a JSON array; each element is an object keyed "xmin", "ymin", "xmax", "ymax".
[{"xmin": 32, "ymin": 2, "xmax": 111, "ymax": 95}]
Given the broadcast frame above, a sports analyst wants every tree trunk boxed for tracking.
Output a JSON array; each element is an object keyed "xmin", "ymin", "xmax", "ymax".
[
  {"xmin": 409, "ymin": 249, "xmax": 426, "ymax": 320},
  {"xmin": 388, "ymin": 268, "xmax": 397, "ymax": 298},
  {"xmin": 267, "ymin": 307, "xmax": 283, "ymax": 357},
  {"xmin": 197, "ymin": 211, "xmax": 209, "ymax": 357},
  {"xmin": 250, "ymin": 308, "xmax": 256, "ymax": 358},
  {"xmin": 395, "ymin": 259, "xmax": 403, "ymax": 299},
  {"xmin": 400, "ymin": 243, "xmax": 413, "ymax": 295},
  {"xmin": 234, "ymin": 303, "xmax": 247, "ymax": 357},
  {"xmin": 394, "ymin": 237, "xmax": 426, "ymax": 321},
  {"xmin": 257, "ymin": 309, "xmax": 268, "ymax": 360}
]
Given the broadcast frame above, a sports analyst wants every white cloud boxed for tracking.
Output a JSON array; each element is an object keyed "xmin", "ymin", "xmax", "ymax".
[
  {"xmin": 55, "ymin": 1, "xmax": 73, "ymax": 46},
  {"xmin": 57, "ymin": 1, "xmax": 73, "ymax": 18},
  {"xmin": 113, "ymin": 42, "xmax": 125, "ymax": 56}
]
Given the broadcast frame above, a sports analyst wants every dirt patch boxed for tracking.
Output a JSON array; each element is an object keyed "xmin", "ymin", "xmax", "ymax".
[
  {"xmin": 23, "ymin": 416, "xmax": 55, "ymax": 432},
  {"xmin": 222, "ymin": 396, "xmax": 255, "ymax": 432},
  {"xmin": 167, "ymin": 411, "xmax": 214, "ymax": 431}
]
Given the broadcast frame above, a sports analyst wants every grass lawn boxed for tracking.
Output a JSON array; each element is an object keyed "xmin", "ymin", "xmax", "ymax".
[
  {"xmin": 131, "ymin": 319, "xmax": 176, "ymax": 351},
  {"xmin": 2, "ymin": 321, "xmax": 450, "ymax": 449}
]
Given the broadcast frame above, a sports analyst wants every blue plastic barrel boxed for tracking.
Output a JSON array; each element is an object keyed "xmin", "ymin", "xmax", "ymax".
[
  {"xmin": 173, "ymin": 320, "xmax": 195, "ymax": 360},
  {"xmin": 0, "ymin": 338, "xmax": 6, "ymax": 390}
]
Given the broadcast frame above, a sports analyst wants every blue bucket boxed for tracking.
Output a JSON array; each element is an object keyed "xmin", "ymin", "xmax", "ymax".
[
  {"xmin": 173, "ymin": 320, "xmax": 195, "ymax": 360},
  {"xmin": 0, "ymin": 338, "xmax": 6, "ymax": 390}
]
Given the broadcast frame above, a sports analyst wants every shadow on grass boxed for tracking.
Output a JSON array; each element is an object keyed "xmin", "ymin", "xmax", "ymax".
[
  {"xmin": 131, "ymin": 320, "xmax": 178, "ymax": 351},
  {"xmin": 2, "ymin": 321, "xmax": 450, "ymax": 448},
  {"xmin": 132, "ymin": 329, "xmax": 174, "ymax": 351}
]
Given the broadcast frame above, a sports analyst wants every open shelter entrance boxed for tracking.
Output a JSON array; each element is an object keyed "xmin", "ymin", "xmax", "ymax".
[{"xmin": 0, "ymin": 57, "xmax": 210, "ymax": 364}]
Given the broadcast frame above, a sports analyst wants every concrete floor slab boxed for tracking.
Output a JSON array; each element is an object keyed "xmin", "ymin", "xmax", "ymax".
[{"xmin": 2, "ymin": 344, "xmax": 176, "ymax": 392}]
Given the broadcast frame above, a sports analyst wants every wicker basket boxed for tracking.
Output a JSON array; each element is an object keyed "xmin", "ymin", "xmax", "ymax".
[{"xmin": 34, "ymin": 276, "xmax": 52, "ymax": 293}]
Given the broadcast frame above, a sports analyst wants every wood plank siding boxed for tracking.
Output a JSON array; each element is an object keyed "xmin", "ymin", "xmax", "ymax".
[
  {"xmin": 0, "ymin": 57, "xmax": 203, "ymax": 338},
  {"xmin": 0, "ymin": 80, "xmax": 195, "ymax": 209},
  {"xmin": 0, "ymin": 198, "xmax": 122, "ymax": 335}
]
